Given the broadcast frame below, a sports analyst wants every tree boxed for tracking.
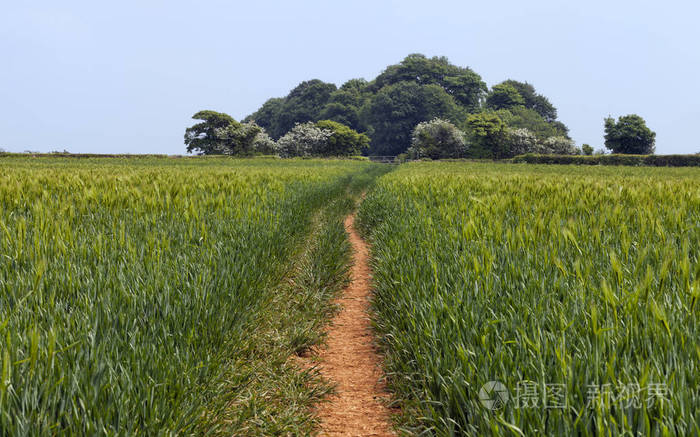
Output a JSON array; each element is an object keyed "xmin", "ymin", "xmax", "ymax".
[
  {"xmin": 276, "ymin": 80, "xmax": 336, "ymax": 138},
  {"xmin": 251, "ymin": 129, "xmax": 277, "ymax": 155},
  {"xmin": 371, "ymin": 54, "xmax": 487, "ymax": 111},
  {"xmin": 244, "ymin": 98, "xmax": 284, "ymax": 139},
  {"xmin": 277, "ymin": 122, "xmax": 333, "ymax": 158},
  {"xmin": 500, "ymin": 80, "xmax": 558, "ymax": 122},
  {"xmin": 496, "ymin": 106, "xmax": 568, "ymax": 140},
  {"xmin": 318, "ymin": 103, "xmax": 362, "ymax": 132},
  {"xmin": 408, "ymin": 118, "xmax": 467, "ymax": 159},
  {"xmin": 315, "ymin": 120, "xmax": 369, "ymax": 156},
  {"xmin": 581, "ymin": 144, "xmax": 593, "ymax": 155},
  {"xmin": 214, "ymin": 121, "xmax": 262, "ymax": 156},
  {"xmin": 508, "ymin": 128, "xmax": 539, "ymax": 156},
  {"xmin": 604, "ymin": 115, "xmax": 656, "ymax": 154},
  {"xmin": 242, "ymin": 54, "xmax": 573, "ymax": 155},
  {"xmin": 367, "ymin": 81, "xmax": 463, "ymax": 155},
  {"xmin": 184, "ymin": 111, "xmax": 276, "ymax": 156},
  {"xmin": 465, "ymin": 112, "xmax": 510, "ymax": 158},
  {"xmin": 485, "ymin": 84, "xmax": 525, "ymax": 110},
  {"xmin": 541, "ymin": 136, "xmax": 577, "ymax": 155},
  {"xmin": 184, "ymin": 110, "xmax": 236, "ymax": 154}
]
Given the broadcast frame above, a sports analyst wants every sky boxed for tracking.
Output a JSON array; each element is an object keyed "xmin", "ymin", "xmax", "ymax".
[{"xmin": 1, "ymin": 0, "xmax": 699, "ymax": 155}]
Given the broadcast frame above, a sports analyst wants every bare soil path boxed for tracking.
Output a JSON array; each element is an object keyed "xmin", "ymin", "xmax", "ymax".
[{"xmin": 316, "ymin": 214, "xmax": 395, "ymax": 436}]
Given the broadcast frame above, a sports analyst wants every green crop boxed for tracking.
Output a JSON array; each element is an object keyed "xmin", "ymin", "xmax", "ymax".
[
  {"xmin": 358, "ymin": 162, "xmax": 700, "ymax": 436},
  {"xmin": 0, "ymin": 156, "xmax": 381, "ymax": 435}
]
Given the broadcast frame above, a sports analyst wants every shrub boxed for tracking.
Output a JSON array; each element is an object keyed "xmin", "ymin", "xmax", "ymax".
[
  {"xmin": 277, "ymin": 122, "xmax": 333, "ymax": 158},
  {"xmin": 315, "ymin": 120, "xmax": 370, "ymax": 156},
  {"xmin": 251, "ymin": 129, "xmax": 278, "ymax": 155},
  {"xmin": 512, "ymin": 154, "xmax": 700, "ymax": 166},
  {"xmin": 541, "ymin": 136, "xmax": 578, "ymax": 155},
  {"xmin": 507, "ymin": 128, "xmax": 539, "ymax": 156},
  {"xmin": 408, "ymin": 118, "xmax": 467, "ymax": 159}
]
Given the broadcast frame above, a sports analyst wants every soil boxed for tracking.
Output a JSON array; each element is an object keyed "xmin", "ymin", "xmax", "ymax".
[{"xmin": 315, "ymin": 214, "xmax": 395, "ymax": 436}]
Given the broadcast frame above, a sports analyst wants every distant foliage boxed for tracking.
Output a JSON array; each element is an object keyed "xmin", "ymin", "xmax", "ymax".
[
  {"xmin": 581, "ymin": 143, "xmax": 594, "ymax": 155},
  {"xmin": 541, "ymin": 136, "xmax": 577, "ymax": 155},
  {"xmin": 184, "ymin": 110, "xmax": 236, "ymax": 154},
  {"xmin": 498, "ymin": 80, "xmax": 558, "ymax": 122},
  {"xmin": 277, "ymin": 122, "xmax": 333, "ymax": 158},
  {"xmin": 408, "ymin": 118, "xmax": 467, "ymax": 159},
  {"xmin": 496, "ymin": 106, "xmax": 568, "ymax": 139},
  {"xmin": 251, "ymin": 129, "xmax": 277, "ymax": 155},
  {"xmin": 513, "ymin": 153, "xmax": 700, "ymax": 166},
  {"xmin": 465, "ymin": 112, "xmax": 511, "ymax": 158},
  {"xmin": 240, "ymin": 54, "xmax": 569, "ymax": 156},
  {"xmin": 485, "ymin": 83, "xmax": 525, "ymax": 110},
  {"xmin": 507, "ymin": 128, "xmax": 539, "ymax": 156},
  {"xmin": 185, "ymin": 111, "xmax": 279, "ymax": 156},
  {"xmin": 604, "ymin": 114, "xmax": 656, "ymax": 154},
  {"xmin": 245, "ymin": 98, "xmax": 284, "ymax": 138},
  {"xmin": 193, "ymin": 54, "xmax": 577, "ymax": 157},
  {"xmin": 464, "ymin": 111, "xmax": 578, "ymax": 159},
  {"xmin": 370, "ymin": 54, "xmax": 487, "ymax": 111},
  {"xmin": 368, "ymin": 81, "xmax": 464, "ymax": 156},
  {"xmin": 213, "ymin": 121, "xmax": 262, "ymax": 156},
  {"xmin": 315, "ymin": 120, "xmax": 370, "ymax": 156}
]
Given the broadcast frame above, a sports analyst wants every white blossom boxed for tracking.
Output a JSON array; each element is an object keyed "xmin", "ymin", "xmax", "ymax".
[
  {"xmin": 277, "ymin": 122, "xmax": 333, "ymax": 158},
  {"xmin": 408, "ymin": 118, "xmax": 466, "ymax": 159}
]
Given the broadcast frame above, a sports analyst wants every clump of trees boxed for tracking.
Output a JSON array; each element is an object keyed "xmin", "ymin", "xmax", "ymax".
[
  {"xmin": 184, "ymin": 110, "xmax": 274, "ymax": 156},
  {"xmin": 185, "ymin": 111, "xmax": 369, "ymax": 158},
  {"xmin": 187, "ymin": 55, "xmax": 660, "ymax": 159},
  {"xmin": 238, "ymin": 54, "xmax": 571, "ymax": 158},
  {"xmin": 276, "ymin": 120, "xmax": 369, "ymax": 157}
]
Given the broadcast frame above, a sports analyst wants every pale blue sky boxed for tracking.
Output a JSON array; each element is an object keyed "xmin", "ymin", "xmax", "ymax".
[{"xmin": 1, "ymin": 0, "xmax": 699, "ymax": 154}]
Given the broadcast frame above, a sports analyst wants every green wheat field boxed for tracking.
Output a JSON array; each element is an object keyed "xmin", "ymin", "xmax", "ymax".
[{"xmin": 0, "ymin": 156, "xmax": 697, "ymax": 436}]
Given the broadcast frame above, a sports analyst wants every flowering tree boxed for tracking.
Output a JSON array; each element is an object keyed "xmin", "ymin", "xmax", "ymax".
[
  {"xmin": 251, "ymin": 129, "xmax": 277, "ymax": 155},
  {"xmin": 212, "ymin": 121, "xmax": 262, "ymax": 155},
  {"xmin": 408, "ymin": 118, "xmax": 467, "ymax": 159},
  {"xmin": 541, "ymin": 136, "xmax": 577, "ymax": 155},
  {"xmin": 277, "ymin": 122, "xmax": 333, "ymax": 157},
  {"xmin": 506, "ymin": 128, "xmax": 579, "ymax": 156},
  {"xmin": 507, "ymin": 128, "xmax": 539, "ymax": 156}
]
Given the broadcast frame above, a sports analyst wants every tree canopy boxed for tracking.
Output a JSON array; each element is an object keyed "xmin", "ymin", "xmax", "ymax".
[
  {"xmin": 219, "ymin": 54, "xmax": 572, "ymax": 156},
  {"xmin": 370, "ymin": 54, "xmax": 487, "ymax": 111},
  {"xmin": 368, "ymin": 81, "xmax": 463, "ymax": 155},
  {"xmin": 485, "ymin": 84, "xmax": 526, "ymax": 110},
  {"xmin": 604, "ymin": 115, "xmax": 656, "ymax": 154},
  {"xmin": 315, "ymin": 120, "xmax": 369, "ymax": 156},
  {"xmin": 184, "ymin": 110, "xmax": 236, "ymax": 154}
]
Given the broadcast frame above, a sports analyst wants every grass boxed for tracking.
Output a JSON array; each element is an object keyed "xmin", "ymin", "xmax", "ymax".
[
  {"xmin": 0, "ymin": 156, "xmax": 387, "ymax": 435},
  {"xmin": 357, "ymin": 161, "xmax": 700, "ymax": 436}
]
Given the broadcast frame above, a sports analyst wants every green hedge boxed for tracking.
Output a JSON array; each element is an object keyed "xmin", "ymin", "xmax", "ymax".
[{"xmin": 512, "ymin": 153, "xmax": 700, "ymax": 166}]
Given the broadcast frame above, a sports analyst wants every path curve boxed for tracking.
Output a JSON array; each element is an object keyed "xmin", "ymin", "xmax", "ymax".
[{"xmin": 316, "ymin": 214, "xmax": 394, "ymax": 436}]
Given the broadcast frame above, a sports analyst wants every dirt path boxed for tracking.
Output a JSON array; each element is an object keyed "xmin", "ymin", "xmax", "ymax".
[{"xmin": 316, "ymin": 214, "xmax": 395, "ymax": 436}]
